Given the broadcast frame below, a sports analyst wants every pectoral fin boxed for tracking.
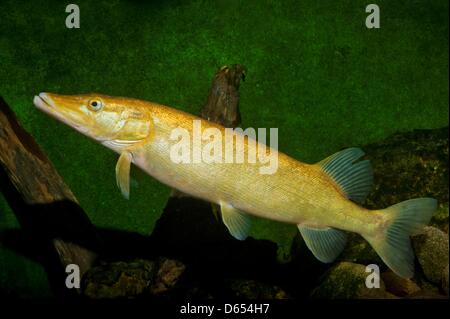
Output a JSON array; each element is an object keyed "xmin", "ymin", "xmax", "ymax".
[
  {"xmin": 116, "ymin": 151, "xmax": 133, "ymax": 199},
  {"xmin": 297, "ymin": 225, "xmax": 347, "ymax": 263},
  {"xmin": 220, "ymin": 203, "xmax": 252, "ymax": 240}
]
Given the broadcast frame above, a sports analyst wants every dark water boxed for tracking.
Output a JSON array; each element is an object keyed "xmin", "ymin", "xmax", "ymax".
[{"xmin": 0, "ymin": 0, "xmax": 448, "ymax": 298}]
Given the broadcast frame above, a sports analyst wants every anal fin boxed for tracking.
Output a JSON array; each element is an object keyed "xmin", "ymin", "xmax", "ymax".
[{"xmin": 297, "ymin": 225, "xmax": 347, "ymax": 263}]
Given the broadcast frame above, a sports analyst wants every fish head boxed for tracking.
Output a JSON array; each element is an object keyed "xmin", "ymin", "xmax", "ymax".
[{"xmin": 33, "ymin": 92, "xmax": 153, "ymax": 151}]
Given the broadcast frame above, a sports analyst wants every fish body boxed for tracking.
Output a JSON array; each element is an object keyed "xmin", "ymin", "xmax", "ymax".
[
  {"xmin": 132, "ymin": 107, "xmax": 366, "ymax": 230},
  {"xmin": 33, "ymin": 92, "xmax": 437, "ymax": 278}
]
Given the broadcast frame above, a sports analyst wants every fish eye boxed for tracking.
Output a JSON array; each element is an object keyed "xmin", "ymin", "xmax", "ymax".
[{"xmin": 88, "ymin": 99, "xmax": 103, "ymax": 111}]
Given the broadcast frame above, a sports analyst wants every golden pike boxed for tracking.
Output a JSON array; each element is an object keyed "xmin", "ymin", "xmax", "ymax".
[{"xmin": 33, "ymin": 92, "xmax": 437, "ymax": 278}]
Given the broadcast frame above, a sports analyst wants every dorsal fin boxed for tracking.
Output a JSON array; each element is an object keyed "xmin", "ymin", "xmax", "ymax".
[{"xmin": 318, "ymin": 147, "xmax": 373, "ymax": 203}]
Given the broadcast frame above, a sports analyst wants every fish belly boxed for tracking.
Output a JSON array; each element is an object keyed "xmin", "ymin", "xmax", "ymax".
[{"xmin": 131, "ymin": 139, "xmax": 367, "ymax": 230}]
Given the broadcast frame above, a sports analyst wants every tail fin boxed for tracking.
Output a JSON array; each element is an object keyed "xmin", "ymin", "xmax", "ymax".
[{"xmin": 363, "ymin": 198, "xmax": 437, "ymax": 278}]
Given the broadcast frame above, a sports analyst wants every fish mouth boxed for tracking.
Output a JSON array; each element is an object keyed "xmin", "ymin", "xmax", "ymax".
[
  {"xmin": 33, "ymin": 92, "xmax": 56, "ymax": 114},
  {"xmin": 33, "ymin": 92, "xmax": 87, "ymax": 133},
  {"xmin": 33, "ymin": 92, "xmax": 71, "ymax": 126}
]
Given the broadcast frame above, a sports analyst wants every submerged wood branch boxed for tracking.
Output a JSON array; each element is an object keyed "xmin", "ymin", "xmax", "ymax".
[
  {"xmin": 201, "ymin": 64, "xmax": 245, "ymax": 128},
  {"xmin": 0, "ymin": 96, "xmax": 98, "ymax": 293}
]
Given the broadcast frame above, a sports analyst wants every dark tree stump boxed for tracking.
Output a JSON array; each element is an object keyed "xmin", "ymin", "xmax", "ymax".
[{"xmin": 150, "ymin": 66, "xmax": 281, "ymax": 296}]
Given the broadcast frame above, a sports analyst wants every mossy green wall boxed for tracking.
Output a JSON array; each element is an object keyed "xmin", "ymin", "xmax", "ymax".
[{"xmin": 0, "ymin": 0, "xmax": 448, "ymax": 297}]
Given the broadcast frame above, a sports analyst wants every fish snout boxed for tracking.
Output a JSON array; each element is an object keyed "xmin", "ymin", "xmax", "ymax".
[{"xmin": 33, "ymin": 92, "xmax": 55, "ymax": 110}]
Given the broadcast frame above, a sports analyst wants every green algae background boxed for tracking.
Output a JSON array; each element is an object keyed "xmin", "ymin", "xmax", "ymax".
[{"xmin": 0, "ymin": 0, "xmax": 448, "ymax": 297}]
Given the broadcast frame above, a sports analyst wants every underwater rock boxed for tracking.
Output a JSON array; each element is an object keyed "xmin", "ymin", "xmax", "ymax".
[
  {"xmin": 148, "ymin": 258, "xmax": 186, "ymax": 295},
  {"xmin": 227, "ymin": 279, "xmax": 290, "ymax": 299},
  {"xmin": 405, "ymin": 290, "xmax": 448, "ymax": 299},
  {"xmin": 363, "ymin": 127, "xmax": 448, "ymax": 210},
  {"xmin": 82, "ymin": 258, "xmax": 185, "ymax": 299},
  {"xmin": 338, "ymin": 233, "xmax": 383, "ymax": 267},
  {"xmin": 83, "ymin": 259, "xmax": 155, "ymax": 299},
  {"xmin": 310, "ymin": 262, "xmax": 390, "ymax": 299},
  {"xmin": 442, "ymin": 265, "xmax": 449, "ymax": 295},
  {"xmin": 381, "ymin": 271, "xmax": 421, "ymax": 297},
  {"xmin": 184, "ymin": 285, "xmax": 215, "ymax": 300},
  {"xmin": 412, "ymin": 226, "xmax": 449, "ymax": 284},
  {"xmin": 430, "ymin": 204, "xmax": 449, "ymax": 233}
]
